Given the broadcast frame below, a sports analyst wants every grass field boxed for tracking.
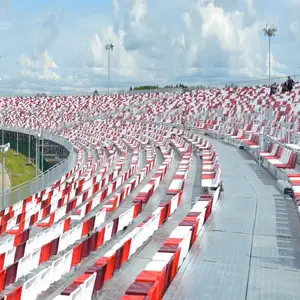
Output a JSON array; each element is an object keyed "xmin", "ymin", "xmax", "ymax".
[{"xmin": 0, "ymin": 149, "xmax": 36, "ymax": 187}]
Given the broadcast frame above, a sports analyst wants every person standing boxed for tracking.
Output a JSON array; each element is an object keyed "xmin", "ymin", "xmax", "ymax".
[
  {"xmin": 287, "ymin": 76, "xmax": 295, "ymax": 92},
  {"xmin": 270, "ymin": 82, "xmax": 277, "ymax": 95}
]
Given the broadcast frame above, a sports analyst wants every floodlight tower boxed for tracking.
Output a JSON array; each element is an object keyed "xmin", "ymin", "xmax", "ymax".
[
  {"xmin": 105, "ymin": 42, "xmax": 114, "ymax": 94},
  {"xmin": 263, "ymin": 24, "xmax": 277, "ymax": 86}
]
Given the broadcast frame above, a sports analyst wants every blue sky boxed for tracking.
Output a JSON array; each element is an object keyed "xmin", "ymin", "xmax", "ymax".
[{"xmin": 0, "ymin": 0, "xmax": 300, "ymax": 95}]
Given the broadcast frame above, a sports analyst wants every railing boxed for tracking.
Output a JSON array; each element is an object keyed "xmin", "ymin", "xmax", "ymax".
[
  {"xmin": 1, "ymin": 74, "xmax": 299, "ymax": 98},
  {"xmin": 0, "ymin": 126, "xmax": 78, "ymax": 207},
  {"xmin": 188, "ymin": 74, "xmax": 300, "ymax": 90}
]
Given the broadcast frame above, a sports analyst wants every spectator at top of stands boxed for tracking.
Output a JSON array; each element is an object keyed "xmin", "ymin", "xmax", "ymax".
[
  {"xmin": 93, "ymin": 90, "xmax": 99, "ymax": 96},
  {"xmin": 287, "ymin": 76, "xmax": 295, "ymax": 92},
  {"xmin": 270, "ymin": 82, "xmax": 277, "ymax": 95},
  {"xmin": 282, "ymin": 82, "xmax": 288, "ymax": 93}
]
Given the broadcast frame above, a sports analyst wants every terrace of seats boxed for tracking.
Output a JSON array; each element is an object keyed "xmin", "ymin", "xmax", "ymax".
[{"xmin": 0, "ymin": 83, "xmax": 299, "ymax": 299}]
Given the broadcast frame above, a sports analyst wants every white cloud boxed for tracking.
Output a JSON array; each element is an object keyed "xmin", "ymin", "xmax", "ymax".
[
  {"xmin": 19, "ymin": 51, "xmax": 58, "ymax": 69},
  {"xmin": 0, "ymin": 21, "xmax": 11, "ymax": 31},
  {"xmin": 245, "ymin": 0, "xmax": 256, "ymax": 15},
  {"xmin": 0, "ymin": 0, "xmax": 298, "ymax": 94},
  {"xmin": 290, "ymin": 20, "xmax": 300, "ymax": 42},
  {"xmin": 19, "ymin": 51, "xmax": 61, "ymax": 80}
]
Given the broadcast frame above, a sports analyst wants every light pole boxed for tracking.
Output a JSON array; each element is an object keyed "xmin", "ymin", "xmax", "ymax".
[
  {"xmin": 36, "ymin": 133, "xmax": 41, "ymax": 191},
  {"xmin": 16, "ymin": 128, "xmax": 19, "ymax": 156},
  {"xmin": 1, "ymin": 142, "xmax": 10, "ymax": 209},
  {"xmin": 36, "ymin": 133, "xmax": 40, "ymax": 178},
  {"xmin": 27, "ymin": 112, "xmax": 32, "ymax": 165},
  {"xmin": 41, "ymin": 130, "xmax": 44, "ymax": 188},
  {"xmin": 263, "ymin": 24, "xmax": 277, "ymax": 86},
  {"xmin": 105, "ymin": 42, "xmax": 114, "ymax": 94},
  {"xmin": 15, "ymin": 111, "xmax": 22, "ymax": 157}
]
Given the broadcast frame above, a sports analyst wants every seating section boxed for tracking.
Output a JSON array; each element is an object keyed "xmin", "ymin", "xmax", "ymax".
[
  {"xmin": 5, "ymin": 83, "xmax": 300, "ymax": 298},
  {"xmin": 0, "ymin": 102, "xmax": 224, "ymax": 300},
  {"xmin": 122, "ymin": 190, "xmax": 219, "ymax": 299},
  {"xmin": 258, "ymin": 143, "xmax": 297, "ymax": 169},
  {"xmin": 2, "ymin": 82, "xmax": 300, "ymax": 298}
]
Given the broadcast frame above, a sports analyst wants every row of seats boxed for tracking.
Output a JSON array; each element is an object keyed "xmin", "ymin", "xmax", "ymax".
[
  {"xmin": 53, "ymin": 150, "xmax": 192, "ymax": 299},
  {"xmin": 4, "ymin": 152, "xmax": 117, "ymax": 237},
  {"xmin": 259, "ymin": 143, "xmax": 298, "ymax": 169},
  {"xmin": 0, "ymin": 122, "xmax": 123, "ymax": 296},
  {"xmin": 122, "ymin": 190, "xmax": 220, "ymax": 299},
  {"xmin": 56, "ymin": 191, "xmax": 182, "ymax": 300},
  {"xmin": 1, "ymin": 84, "xmax": 300, "ymax": 133},
  {"xmin": 0, "ymin": 86, "xmax": 231, "ymax": 299},
  {"xmin": 0, "ymin": 125, "xmax": 169, "ymax": 298},
  {"xmin": 0, "ymin": 147, "xmax": 110, "ymax": 233},
  {"xmin": 204, "ymin": 113, "xmax": 300, "ymax": 214}
]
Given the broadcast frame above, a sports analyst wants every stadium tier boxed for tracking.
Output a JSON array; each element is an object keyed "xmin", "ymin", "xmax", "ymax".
[{"xmin": 0, "ymin": 82, "xmax": 299, "ymax": 299}]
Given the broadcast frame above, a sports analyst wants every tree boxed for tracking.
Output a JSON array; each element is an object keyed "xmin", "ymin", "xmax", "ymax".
[{"xmin": 131, "ymin": 85, "xmax": 159, "ymax": 91}]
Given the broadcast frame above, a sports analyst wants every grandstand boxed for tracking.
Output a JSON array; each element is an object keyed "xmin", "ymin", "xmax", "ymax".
[{"xmin": 0, "ymin": 78, "xmax": 299, "ymax": 300}]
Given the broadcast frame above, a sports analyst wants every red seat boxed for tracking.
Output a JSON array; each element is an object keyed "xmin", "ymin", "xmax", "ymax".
[
  {"xmin": 125, "ymin": 281, "xmax": 160, "ymax": 300},
  {"xmin": 159, "ymin": 244, "xmax": 178, "ymax": 253},
  {"xmin": 85, "ymin": 264, "xmax": 107, "ymax": 292},
  {"xmin": 61, "ymin": 283, "xmax": 78, "ymax": 296}
]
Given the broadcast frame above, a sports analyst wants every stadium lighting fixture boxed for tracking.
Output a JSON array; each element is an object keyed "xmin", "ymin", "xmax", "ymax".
[
  {"xmin": 105, "ymin": 42, "xmax": 114, "ymax": 94},
  {"xmin": 263, "ymin": 24, "xmax": 277, "ymax": 86},
  {"xmin": 36, "ymin": 132, "xmax": 43, "ymax": 190},
  {"xmin": 16, "ymin": 119, "xmax": 20, "ymax": 156},
  {"xmin": 26, "ymin": 111, "xmax": 37, "ymax": 165},
  {"xmin": 0, "ymin": 142, "xmax": 10, "ymax": 209},
  {"xmin": 40, "ymin": 130, "xmax": 44, "ymax": 188},
  {"xmin": 14, "ymin": 111, "xmax": 23, "ymax": 157},
  {"xmin": 36, "ymin": 133, "xmax": 40, "ymax": 180}
]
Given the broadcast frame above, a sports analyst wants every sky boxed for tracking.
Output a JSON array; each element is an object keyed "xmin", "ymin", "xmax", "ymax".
[{"xmin": 0, "ymin": 0, "xmax": 300, "ymax": 95}]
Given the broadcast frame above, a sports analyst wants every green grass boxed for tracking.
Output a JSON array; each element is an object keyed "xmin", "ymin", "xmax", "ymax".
[{"xmin": 0, "ymin": 149, "xmax": 37, "ymax": 187}]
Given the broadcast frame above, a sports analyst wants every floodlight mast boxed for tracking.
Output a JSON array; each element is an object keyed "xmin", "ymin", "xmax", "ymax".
[
  {"xmin": 263, "ymin": 24, "xmax": 277, "ymax": 86},
  {"xmin": 105, "ymin": 42, "xmax": 114, "ymax": 94}
]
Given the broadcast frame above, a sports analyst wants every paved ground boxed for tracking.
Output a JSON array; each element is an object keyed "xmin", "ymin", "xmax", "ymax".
[
  {"xmin": 0, "ymin": 162, "xmax": 11, "ymax": 190},
  {"xmin": 164, "ymin": 138, "xmax": 300, "ymax": 300}
]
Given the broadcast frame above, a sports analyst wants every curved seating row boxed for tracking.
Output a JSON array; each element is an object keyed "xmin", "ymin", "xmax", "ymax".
[
  {"xmin": 53, "ymin": 151, "xmax": 192, "ymax": 300},
  {"xmin": 12, "ymin": 148, "xmax": 165, "ymax": 298},
  {"xmin": 0, "ymin": 127, "xmax": 162, "ymax": 298},
  {"xmin": 28, "ymin": 129, "xmax": 180, "ymax": 298},
  {"xmin": 0, "ymin": 87, "xmax": 230, "ymax": 300},
  {"xmin": 0, "ymin": 150, "xmax": 142, "ymax": 276},
  {"xmin": 122, "ymin": 189, "xmax": 221, "ymax": 300}
]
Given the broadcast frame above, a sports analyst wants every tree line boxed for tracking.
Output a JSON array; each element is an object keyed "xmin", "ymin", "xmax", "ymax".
[{"xmin": 129, "ymin": 83, "xmax": 188, "ymax": 91}]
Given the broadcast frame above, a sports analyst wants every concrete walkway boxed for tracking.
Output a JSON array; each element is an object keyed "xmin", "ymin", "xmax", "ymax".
[
  {"xmin": 0, "ymin": 162, "xmax": 11, "ymax": 191},
  {"xmin": 164, "ymin": 138, "xmax": 300, "ymax": 300}
]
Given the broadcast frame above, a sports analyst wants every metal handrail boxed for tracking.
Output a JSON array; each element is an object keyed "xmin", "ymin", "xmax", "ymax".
[
  {"xmin": 0, "ymin": 74, "xmax": 298, "ymax": 97},
  {"xmin": 7, "ymin": 156, "xmax": 70, "ymax": 193},
  {"xmin": 0, "ymin": 126, "xmax": 77, "ymax": 197}
]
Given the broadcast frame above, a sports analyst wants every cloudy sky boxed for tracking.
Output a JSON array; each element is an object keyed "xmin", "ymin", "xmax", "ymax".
[{"xmin": 0, "ymin": 0, "xmax": 299, "ymax": 95}]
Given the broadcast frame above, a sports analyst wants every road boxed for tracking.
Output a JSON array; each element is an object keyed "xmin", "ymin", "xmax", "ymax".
[
  {"xmin": 0, "ymin": 162, "xmax": 11, "ymax": 190},
  {"xmin": 164, "ymin": 138, "xmax": 300, "ymax": 300}
]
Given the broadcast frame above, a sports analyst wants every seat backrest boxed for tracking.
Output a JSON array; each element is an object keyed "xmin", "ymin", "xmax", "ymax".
[
  {"xmin": 289, "ymin": 152, "xmax": 298, "ymax": 169},
  {"xmin": 275, "ymin": 146, "xmax": 283, "ymax": 158},
  {"xmin": 270, "ymin": 143, "xmax": 279, "ymax": 155}
]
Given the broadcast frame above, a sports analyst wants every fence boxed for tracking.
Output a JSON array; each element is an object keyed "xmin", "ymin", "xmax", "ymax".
[
  {"xmin": 0, "ymin": 126, "xmax": 77, "ymax": 208},
  {"xmin": 188, "ymin": 74, "xmax": 300, "ymax": 90},
  {"xmin": 1, "ymin": 74, "xmax": 299, "ymax": 98}
]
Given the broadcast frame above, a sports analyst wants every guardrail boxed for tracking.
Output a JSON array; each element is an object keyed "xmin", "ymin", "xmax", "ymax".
[
  {"xmin": 0, "ymin": 126, "xmax": 78, "ymax": 208},
  {"xmin": 1, "ymin": 74, "xmax": 299, "ymax": 97}
]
